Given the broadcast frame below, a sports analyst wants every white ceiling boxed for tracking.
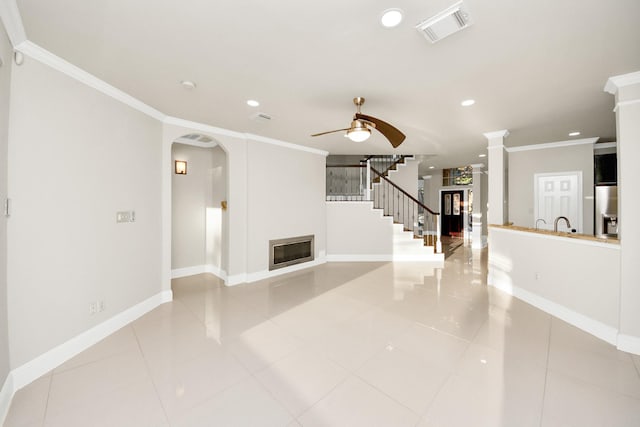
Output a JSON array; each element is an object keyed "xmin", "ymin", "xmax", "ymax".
[{"xmin": 14, "ymin": 0, "xmax": 640, "ymax": 169}]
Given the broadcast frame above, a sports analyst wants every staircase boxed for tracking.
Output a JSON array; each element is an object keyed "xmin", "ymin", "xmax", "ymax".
[{"xmin": 326, "ymin": 155, "xmax": 443, "ymax": 262}]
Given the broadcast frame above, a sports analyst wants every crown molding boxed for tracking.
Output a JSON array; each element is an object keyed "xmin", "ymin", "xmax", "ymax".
[
  {"xmin": 594, "ymin": 142, "xmax": 617, "ymax": 150},
  {"xmin": 506, "ymin": 137, "xmax": 599, "ymax": 153},
  {"xmin": 16, "ymin": 41, "xmax": 166, "ymax": 121},
  {"xmin": 483, "ymin": 130, "xmax": 510, "ymax": 140},
  {"xmin": 613, "ymin": 99, "xmax": 640, "ymax": 113},
  {"xmin": 604, "ymin": 71, "xmax": 640, "ymax": 95},
  {"xmin": 0, "ymin": 0, "xmax": 27, "ymax": 47},
  {"xmin": 164, "ymin": 117, "xmax": 328, "ymax": 156},
  {"xmin": 163, "ymin": 116, "xmax": 244, "ymax": 139},
  {"xmin": 245, "ymin": 133, "xmax": 329, "ymax": 157},
  {"xmin": 173, "ymin": 137, "xmax": 219, "ymax": 149},
  {"xmin": 14, "ymin": 40, "xmax": 326, "ymax": 157}
]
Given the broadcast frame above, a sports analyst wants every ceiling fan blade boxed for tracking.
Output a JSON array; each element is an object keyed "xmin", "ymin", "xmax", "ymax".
[
  {"xmin": 311, "ymin": 128, "xmax": 350, "ymax": 137},
  {"xmin": 355, "ymin": 113, "xmax": 406, "ymax": 148}
]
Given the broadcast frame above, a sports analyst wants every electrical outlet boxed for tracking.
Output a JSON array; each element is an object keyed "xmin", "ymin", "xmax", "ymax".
[
  {"xmin": 98, "ymin": 300, "xmax": 105, "ymax": 312},
  {"xmin": 534, "ymin": 272, "xmax": 540, "ymax": 280},
  {"xmin": 89, "ymin": 302, "xmax": 97, "ymax": 315}
]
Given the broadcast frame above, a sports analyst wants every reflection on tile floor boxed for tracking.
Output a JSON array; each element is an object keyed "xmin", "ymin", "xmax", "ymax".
[{"xmin": 5, "ymin": 247, "xmax": 640, "ymax": 426}]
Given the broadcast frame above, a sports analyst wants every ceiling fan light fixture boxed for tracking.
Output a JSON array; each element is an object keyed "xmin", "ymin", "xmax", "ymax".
[
  {"xmin": 347, "ymin": 127, "xmax": 371, "ymax": 142},
  {"xmin": 380, "ymin": 9, "xmax": 403, "ymax": 28}
]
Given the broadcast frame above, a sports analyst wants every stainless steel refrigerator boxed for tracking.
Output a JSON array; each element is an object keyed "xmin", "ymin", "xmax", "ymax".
[{"xmin": 595, "ymin": 185, "xmax": 618, "ymax": 237}]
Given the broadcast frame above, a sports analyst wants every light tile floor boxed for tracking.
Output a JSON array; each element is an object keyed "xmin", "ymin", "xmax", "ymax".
[{"xmin": 5, "ymin": 246, "xmax": 640, "ymax": 426}]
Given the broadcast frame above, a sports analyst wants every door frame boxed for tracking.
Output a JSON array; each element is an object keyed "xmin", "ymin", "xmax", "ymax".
[
  {"xmin": 439, "ymin": 186, "xmax": 471, "ymax": 241},
  {"xmin": 533, "ymin": 171, "xmax": 583, "ymax": 233}
]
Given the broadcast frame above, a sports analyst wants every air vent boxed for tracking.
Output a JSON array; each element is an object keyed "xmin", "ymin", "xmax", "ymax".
[
  {"xmin": 250, "ymin": 112, "xmax": 272, "ymax": 123},
  {"xmin": 415, "ymin": 1, "xmax": 472, "ymax": 43},
  {"xmin": 181, "ymin": 133, "xmax": 213, "ymax": 143}
]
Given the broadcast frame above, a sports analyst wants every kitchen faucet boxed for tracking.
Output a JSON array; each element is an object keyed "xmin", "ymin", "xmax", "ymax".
[
  {"xmin": 554, "ymin": 216, "xmax": 571, "ymax": 232},
  {"xmin": 535, "ymin": 218, "xmax": 546, "ymax": 229}
]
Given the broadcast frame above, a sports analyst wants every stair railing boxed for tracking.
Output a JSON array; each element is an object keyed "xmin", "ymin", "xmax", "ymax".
[
  {"xmin": 325, "ymin": 162, "xmax": 441, "ymax": 253},
  {"xmin": 369, "ymin": 166, "xmax": 441, "ymax": 253}
]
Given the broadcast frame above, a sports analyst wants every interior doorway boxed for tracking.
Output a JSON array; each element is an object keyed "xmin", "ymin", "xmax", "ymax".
[
  {"xmin": 441, "ymin": 190, "xmax": 465, "ymax": 237},
  {"xmin": 171, "ymin": 135, "xmax": 228, "ymax": 279}
]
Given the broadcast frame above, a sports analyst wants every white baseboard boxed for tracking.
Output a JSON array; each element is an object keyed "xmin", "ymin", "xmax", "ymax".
[
  {"xmin": 489, "ymin": 274, "xmax": 618, "ymax": 346},
  {"xmin": 327, "ymin": 254, "xmax": 392, "ymax": 262},
  {"xmin": 204, "ymin": 264, "xmax": 226, "ymax": 280},
  {"xmin": 244, "ymin": 258, "xmax": 327, "ymax": 283},
  {"xmin": 617, "ymin": 334, "xmax": 640, "ymax": 355},
  {"xmin": 327, "ymin": 254, "xmax": 444, "ymax": 263},
  {"xmin": 10, "ymin": 290, "xmax": 172, "ymax": 393},
  {"xmin": 225, "ymin": 274, "xmax": 247, "ymax": 286},
  {"xmin": 0, "ymin": 372, "xmax": 14, "ymax": 426},
  {"xmin": 172, "ymin": 265, "xmax": 227, "ymax": 281},
  {"xmin": 171, "ymin": 265, "xmax": 206, "ymax": 278}
]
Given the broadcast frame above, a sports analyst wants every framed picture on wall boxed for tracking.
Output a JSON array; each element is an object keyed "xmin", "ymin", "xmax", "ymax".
[
  {"xmin": 453, "ymin": 193, "xmax": 460, "ymax": 215},
  {"xmin": 444, "ymin": 194, "xmax": 451, "ymax": 215}
]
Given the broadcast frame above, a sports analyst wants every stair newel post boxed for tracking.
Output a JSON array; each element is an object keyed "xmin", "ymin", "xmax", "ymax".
[
  {"xmin": 436, "ymin": 214, "xmax": 442, "ymax": 254},
  {"xmin": 366, "ymin": 159, "xmax": 371, "ymax": 201}
]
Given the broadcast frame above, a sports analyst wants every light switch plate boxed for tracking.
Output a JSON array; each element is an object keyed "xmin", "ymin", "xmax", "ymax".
[{"xmin": 116, "ymin": 211, "xmax": 135, "ymax": 223}]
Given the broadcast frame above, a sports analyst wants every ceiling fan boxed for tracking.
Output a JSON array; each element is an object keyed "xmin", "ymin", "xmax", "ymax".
[{"xmin": 311, "ymin": 97, "xmax": 406, "ymax": 148}]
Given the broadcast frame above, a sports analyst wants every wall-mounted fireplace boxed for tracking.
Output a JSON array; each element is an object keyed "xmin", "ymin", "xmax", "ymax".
[{"xmin": 269, "ymin": 235, "xmax": 314, "ymax": 271}]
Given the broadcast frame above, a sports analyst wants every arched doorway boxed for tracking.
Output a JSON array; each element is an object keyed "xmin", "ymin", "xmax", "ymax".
[{"xmin": 171, "ymin": 134, "xmax": 229, "ymax": 280}]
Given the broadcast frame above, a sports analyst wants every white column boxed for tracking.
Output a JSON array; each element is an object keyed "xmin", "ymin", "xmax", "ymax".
[
  {"xmin": 470, "ymin": 163, "xmax": 486, "ymax": 249},
  {"xmin": 605, "ymin": 71, "xmax": 640, "ymax": 354},
  {"xmin": 484, "ymin": 130, "xmax": 509, "ymax": 226}
]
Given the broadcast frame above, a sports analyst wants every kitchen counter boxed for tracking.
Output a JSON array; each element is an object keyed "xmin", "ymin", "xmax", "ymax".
[{"xmin": 489, "ymin": 224, "xmax": 619, "ymax": 245}]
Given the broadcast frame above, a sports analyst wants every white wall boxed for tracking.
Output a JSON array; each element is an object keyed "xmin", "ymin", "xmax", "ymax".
[
  {"xmin": 171, "ymin": 144, "xmax": 226, "ymax": 273},
  {"xmin": 7, "ymin": 55, "xmax": 163, "ymax": 367},
  {"xmin": 0, "ymin": 20, "xmax": 12, "ymax": 391},
  {"xmin": 246, "ymin": 140, "xmax": 327, "ymax": 274},
  {"xmin": 423, "ymin": 170, "xmax": 443, "ymax": 212},
  {"xmin": 163, "ymin": 123, "xmax": 328, "ymax": 284},
  {"xmin": 326, "ymin": 201, "xmax": 443, "ymax": 261},
  {"xmin": 508, "ymin": 142, "xmax": 595, "ymax": 234},
  {"xmin": 327, "ymin": 202, "xmax": 396, "ymax": 256},
  {"xmin": 489, "ymin": 227, "xmax": 620, "ymax": 342},
  {"xmin": 385, "ymin": 158, "xmax": 419, "ymax": 199}
]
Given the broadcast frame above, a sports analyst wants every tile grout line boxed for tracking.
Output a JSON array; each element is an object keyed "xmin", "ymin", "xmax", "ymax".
[
  {"xmin": 40, "ymin": 373, "xmax": 54, "ymax": 427},
  {"xmin": 630, "ymin": 354, "xmax": 640, "ymax": 379},
  {"xmin": 294, "ymin": 373, "xmax": 353, "ymax": 424},
  {"xmin": 130, "ymin": 323, "xmax": 173, "ymax": 426},
  {"xmin": 538, "ymin": 317, "xmax": 553, "ymax": 427},
  {"xmin": 416, "ymin": 318, "xmax": 479, "ymax": 425}
]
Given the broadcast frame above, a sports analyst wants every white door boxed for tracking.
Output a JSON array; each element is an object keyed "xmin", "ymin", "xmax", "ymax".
[{"xmin": 534, "ymin": 172, "xmax": 582, "ymax": 232}]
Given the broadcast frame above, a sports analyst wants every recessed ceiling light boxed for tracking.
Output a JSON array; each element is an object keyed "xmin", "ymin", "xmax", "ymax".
[
  {"xmin": 569, "ymin": 131, "xmax": 581, "ymax": 137},
  {"xmin": 180, "ymin": 80, "xmax": 196, "ymax": 90},
  {"xmin": 478, "ymin": 154, "xmax": 487, "ymax": 158},
  {"xmin": 247, "ymin": 99, "xmax": 260, "ymax": 107},
  {"xmin": 429, "ymin": 166, "xmax": 435, "ymax": 169},
  {"xmin": 461, "ymin": 99, "xmax": 475, "ymax": 107},
  {"xmin": 380, "ymin": 9, "xmax": 403, "ymax": 28}
]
